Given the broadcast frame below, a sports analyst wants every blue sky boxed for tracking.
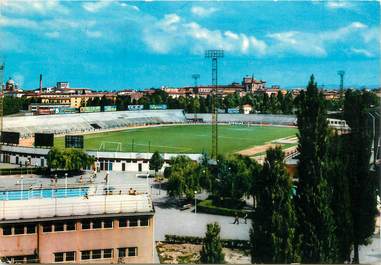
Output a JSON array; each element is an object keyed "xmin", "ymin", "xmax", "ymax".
[{"xmin": 0, "ymin": 0, "xmax": 379, "ymax": 90}]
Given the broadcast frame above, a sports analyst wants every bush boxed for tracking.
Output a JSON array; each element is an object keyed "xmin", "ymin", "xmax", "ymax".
[
  {"xmin": 164, "ymin": 235, "xmax": 250, "ymax": 249},
  {"xmin": 0, "ymin": 167, "xmax": 45, "ymax": 176},
  {"xmin": 197, "ymin": 199, "xmax": 250, "ymax": 217}
]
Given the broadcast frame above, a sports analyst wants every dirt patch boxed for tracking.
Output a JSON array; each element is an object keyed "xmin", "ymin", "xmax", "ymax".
[
  {"xmin": 236, "ymin": 143, "xmax": 282, "ymax": 156},
  {"xmin": 156, "ymin": 242, "xmax": 250, "ymax": 264}
]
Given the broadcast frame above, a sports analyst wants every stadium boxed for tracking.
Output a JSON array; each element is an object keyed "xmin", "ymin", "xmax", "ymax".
[
  {"xmin": 4, "ymin": 110, "xmax": 297, "ymax": 152},
  {"xmin": 0, "ymin": 109, "xmax": 298, "ymax": 172}
]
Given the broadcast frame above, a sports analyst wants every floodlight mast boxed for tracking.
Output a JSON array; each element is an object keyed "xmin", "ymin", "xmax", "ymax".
[
  {"xmin": 337, "ymin": 70, "xmax": 345, "ymax": 96},
  {"xmin": 205, "ymin": 50, "xmax": 224, "ymax": 159}
]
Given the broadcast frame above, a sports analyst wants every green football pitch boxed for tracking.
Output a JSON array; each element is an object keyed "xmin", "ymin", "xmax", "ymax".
[{"xmin": 55, "ymin": 124, "xmax": 297, "ymax": 154}]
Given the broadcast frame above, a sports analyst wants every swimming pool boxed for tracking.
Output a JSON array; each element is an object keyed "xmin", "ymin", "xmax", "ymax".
[{"xmin": 0, "ymin": 187, "xmax": 89, "ymax": 200}]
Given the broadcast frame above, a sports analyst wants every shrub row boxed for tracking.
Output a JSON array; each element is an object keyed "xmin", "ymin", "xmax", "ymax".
[
  {"xmin": 164, "ymin": 234, "xmax": 250, "ymax": 249},
  {"xmin": 0, "ymin": 167, "xmax": 45, "ymax": 176},
  {"xmin": 197, "ymin": 199, "xmax": 250, "ymax": 217}
]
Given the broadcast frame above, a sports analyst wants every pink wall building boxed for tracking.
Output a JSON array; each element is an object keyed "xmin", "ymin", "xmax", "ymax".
[{"xmin": 0, "ymin": 193, "xmax": 154, "ymax": 263}]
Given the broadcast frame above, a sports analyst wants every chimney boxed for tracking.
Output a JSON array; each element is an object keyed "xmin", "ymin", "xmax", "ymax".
[{"xmin": 39, "ymin": 74, "xmax": 42, "ymax": 93}]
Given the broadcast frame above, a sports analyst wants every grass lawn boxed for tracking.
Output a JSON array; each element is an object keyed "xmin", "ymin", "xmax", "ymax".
[{"xmin": 55, "ymin": 124, "xmax": 297, "ymax": 154}]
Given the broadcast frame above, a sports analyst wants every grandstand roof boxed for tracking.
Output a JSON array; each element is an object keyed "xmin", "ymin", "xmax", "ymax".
[{"xmin": 3, "ymin": 109, "xmax": 187, "ymax": 137}]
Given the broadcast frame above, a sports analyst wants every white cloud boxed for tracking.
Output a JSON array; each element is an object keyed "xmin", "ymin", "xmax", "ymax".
[
  {"xmin": 82, "ymin": 1, "xmax": 112, "ymax": 13},
  {"xmin": 45, "ymin": 31, "xmax": 60, "ymax": 39},
  {"xmin": 142, "ymin": 14, "xmax": 267, "ymax": 56},
  {"xmin": 191, "ymin": 6, "xmax": 217, "ymax": 17},
  {"xmin": 326, "ymin": 1, "xmax": 353, "ymax": 9},
  {"xmin": 267, "ymin": 22, "xmax": 371, "ymax": 57},
  {"xmin": 2, "ymin": 0, "xmax": 69, "ymax": 15},
  {"xmin": 351, "ymin": 48, "xmax": 373, "ymax": 57},
  {"xmin": 86, "ymin": 30, "xmax": 103, "ymax": 38},
  {"xmin": 119, "ymin": 3, "xmax": 140, "ymax": 11},
  {"xmin": 0, "ymin": 17, "xmax": 39, "ymax": 29}
]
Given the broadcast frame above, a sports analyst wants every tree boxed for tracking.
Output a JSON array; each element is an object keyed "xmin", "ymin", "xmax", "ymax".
[
  {"xmin": 343, "ymin": 89, "xmax": 378, "ymax": 263},
  {"xmin": 200, "ymin": 222, "xmax": 225, "ymax": 264},
  {"xmin": 250, "ymin": 147, "xmax": 298, "ymax": 263},
  {"xmin": 295, "ymin": 75, "xmax": 337, "ymax": 263},
  {"xmin": 47, "ymin": 147, "xmax": 94, "ymax": 173},
  {"xmin": 149, "ymin": 151, "xmax": 164, "ymax": 176},
  {"xmin": 212, "ymin": 155, "xmax": 251, "ymax": 205},
  {"xmin": 326, "ymin": 133, "xmax": 353, "ymax": 263},
  {"xmin": 166, "ymin": 155, "xmax": 200, "ymax": 199}
]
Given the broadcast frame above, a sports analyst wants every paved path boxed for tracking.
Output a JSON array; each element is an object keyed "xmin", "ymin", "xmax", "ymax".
[{"xmin": 154, "ymin": 207, "xmax": 251, "ymax": 241}]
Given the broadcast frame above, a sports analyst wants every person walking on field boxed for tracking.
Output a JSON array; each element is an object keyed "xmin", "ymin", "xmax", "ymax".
[{"xmin": 233, "ymin": 213, "xmax": 240, "ymax": 225}]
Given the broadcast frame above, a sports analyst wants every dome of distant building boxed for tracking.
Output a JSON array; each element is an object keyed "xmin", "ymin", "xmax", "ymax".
[
  {"xmin": 5, "ymin": 77, "xmax": 16, "ymax": 92},
  {"xmin": 6, "ymin": 77, "xmax": 15, "ymax": 85}
]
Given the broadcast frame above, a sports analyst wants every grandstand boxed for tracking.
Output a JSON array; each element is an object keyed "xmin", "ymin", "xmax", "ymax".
[
  {"xmin": 2, "ymin": 110, "xmax": 298, "ymax": 138},
  {"xmin": 3, "ymin": 110, "xmax": 187, "ymax": 137},
  {"xmin": 186, "ymin": 113, "xmax": 297, "ymax": 126}
]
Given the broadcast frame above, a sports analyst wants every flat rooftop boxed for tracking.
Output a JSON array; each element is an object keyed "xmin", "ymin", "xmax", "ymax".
[{"xmin": 0, "ymin": 193, "xmax": 154, "ymax": 223}]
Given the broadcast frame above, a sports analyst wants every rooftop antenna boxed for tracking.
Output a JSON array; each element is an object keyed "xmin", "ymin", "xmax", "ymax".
[{"xmin": 205, "ymin": 50, "xmax": 224, "ymax": 160}]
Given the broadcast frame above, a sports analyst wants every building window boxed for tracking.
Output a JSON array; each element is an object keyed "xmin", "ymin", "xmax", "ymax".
[
  {"xmin": 81, "ymin": 220, "xmax": 91, "ymax": 230},
  {"xmin": 66, "ymin": 221, "xmax": 76, "ymax": 231},
  {"xmin": 14, "ymin": 225, "xmax": 25, "ymax": 234},
  {"xmin": 119, "ymin": 218, "xmax": 127, "ymax": 227},
  {"xmin": 54, "ymin": 222, "xmax": 64, "ymax": 232},
  {"xmin": 103, "ymin": 219, "xmax": 113, "ymax": 229},
  {"xmin": 92, "ymin": 220, "xmax": 102, "ymax": 229},
  {"xmin": 140, "ymin": 218, "xmax": 149, "ymax": 227},
  {"xmin": 92, "ymin": 250, "xmax": 102, "ymax": 259},
  {"xmin": 26, "ymin": 224, "xmax": 36, "ymax": 234},
  {"xmin": 118, "ymin": 248, "xmax": 126, "ymax": 258},
  {"xmin": 54, "ymin": 252, "xmax": 75, "ymax": 263},
  {"xmin": 65, "ymin": 252, "xmax": 75, "ymax": 262},
  {"xmin": 81, "ymin": 251, "xmax": 90, "ymax": 260},
  {"xmin": 128, "ymin": 247, "xmax": 138, "ymax": 257},
  {"xmin": 129, "ymin": 218, "xmax": 138, "ymax": 227},
  {"xmin": 54, "ymin": 253, "xmax": 64, "ymax": 262},
  {"xmin": 2, "ymin": 225, "xmax": 12, "ymax": 235},
  {"xmin": 43, "ymin": 223, "xmax": 53, "ymax": 233},
  {"xmin": 103, "ymin": 249, "xmax": 113, "ymax": 259}
]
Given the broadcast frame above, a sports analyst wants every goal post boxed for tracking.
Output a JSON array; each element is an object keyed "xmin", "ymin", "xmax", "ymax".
[{"xmin": 98, "ymin": 141, "xmax": 122, "ymax": 152}]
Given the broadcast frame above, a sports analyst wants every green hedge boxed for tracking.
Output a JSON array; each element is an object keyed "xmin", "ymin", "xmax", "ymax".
[
  {"xmin": 164, "ymin": 235, "xmax": 250, "ymax": 249},
  {"xmin": 0, "ymin": 167, "xmax": 45, "ymax": 176},
  {"xmin": 197, "ymin": 199, "xmax": 250, "ymax": 217}
]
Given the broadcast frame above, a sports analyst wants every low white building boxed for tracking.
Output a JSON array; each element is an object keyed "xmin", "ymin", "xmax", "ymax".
[
  {"xmin": 88, "ymin": 151, "xmax": 202, "ymax": 173},
  {"xmin": 0, "ymin": 145, "xmax": 202, "ymax": 173}
]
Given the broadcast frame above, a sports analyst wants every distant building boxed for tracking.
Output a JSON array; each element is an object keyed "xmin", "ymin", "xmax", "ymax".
[{"xmin": 242, "ymin": 104, "xmax": 253, "ymax": 114}]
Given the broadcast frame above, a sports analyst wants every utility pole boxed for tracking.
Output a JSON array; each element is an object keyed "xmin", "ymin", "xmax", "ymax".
[{"xmin": 205, "ymin": 50, "xmax": 224, "ymax": 160}]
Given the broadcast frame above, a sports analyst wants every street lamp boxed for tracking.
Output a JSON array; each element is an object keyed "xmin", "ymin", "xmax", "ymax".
[
  {"xmin": 194, "ymin": 191, "xmax": 197, "ymax": 214},
  {"xmin": 65, "ymin": 173, "xmax": 68, "ymax": 197},
  {"xmin": 20, "ymin": 175, "xmax": 24, "ymax": 200}
]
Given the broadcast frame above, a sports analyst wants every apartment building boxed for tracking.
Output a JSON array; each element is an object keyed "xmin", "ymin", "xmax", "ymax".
[{"xmin": 0, "ymin": 192, "xmax": 154, "ymax": 263}]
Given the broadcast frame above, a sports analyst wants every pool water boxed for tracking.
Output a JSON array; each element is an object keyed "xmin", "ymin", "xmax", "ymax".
[{"xmin": 0, "ymin": 187, "xmax": 89, "ymax": 200}]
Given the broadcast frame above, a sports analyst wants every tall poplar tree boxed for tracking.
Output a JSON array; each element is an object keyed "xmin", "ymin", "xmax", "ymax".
[
  {"xmin": 250, "ymin": 147, "xmax": 298, "ymax": 263},
  {"xmin": 295, "ymin": 75, "xmax": 337, "ymax": 263},
  {"xmin": 343, "ymin": 90, "xmax": 378, "ymax": 263},
  {"xmin": 326, "ymin": 133, "xmax": 353, "ymax": 263}
]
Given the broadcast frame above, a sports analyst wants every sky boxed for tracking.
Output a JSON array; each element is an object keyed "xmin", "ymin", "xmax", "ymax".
[{"xmin": 0, "ymin": 0, "xmax": 379, "ymax": 90}]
